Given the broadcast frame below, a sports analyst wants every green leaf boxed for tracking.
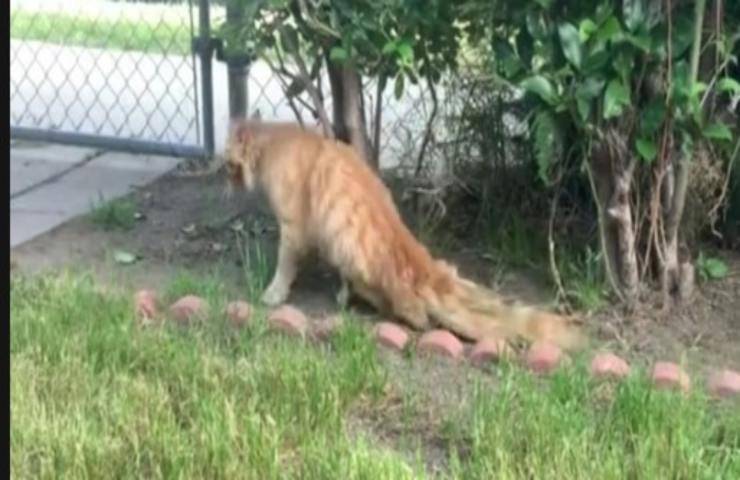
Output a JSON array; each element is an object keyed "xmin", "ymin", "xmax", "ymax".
[
  {"xmin": 494, "ymin": 38, "xmax": 523, "ymax": 77},
  {"xmin": 520, "ymin": 75, "xmax": 558, "ymax": 105},
  {"xmin": 113, "ymin": 250, "xmax": 137, "ymax": 265},
  {"xmin": 575, "ymin": 78, "xmax": 605, "ymax": 122},
  {"xmin": 394, "ymin": 73, "xmax": 405, "ymax": 100},
  {"xmin": 595, "ymin": 16, "xmax": 623, "ymax": 43},
  {"xmin": 670, "ymin": 61, "xmax": 691, "ymax": 102},
  {"xmin": 641, "ymin": 100, "xmax": 666, "ymax": 135},
  {"xmin": 671, "ymin": 13, "xmax": 694, "ymax": 59},
  {"xmin": 703, "ymin": 122, "xmax": 733, "ymax": 141},
  {"xmin": 558, "ymin": 22, "xmax": 583, "ymax": 69},
  {"xmin": 717, "ymin": 77, "xmax": 740, "ymax": 94},
  {"xmin": 576, "ymin": 97, "xmax": 592, "ymax": 123},
  {"xmin": 705, "ymin": 259, "xmax": 728, "ymax": 279},
  {"xmin": 533, "ymin": 0, "xmax": 553, "ymax": 8},
  {"xmin": 594, "ymin": 2, "xmax": 614, "ymax": 24},
  {"xmin": 329, "ymin": 47, "xmax": 348, "ymax": 62},
  {"xmin": 613, "ymin": 51, "xmax": 634, "ymax": 83},
  {"xmin": 635, "ymin": 138, "xmax": 658, "ymax": 163},
  {"xmin": 626, "ymin": 32, "xmax": 651, "ymax": 52},
  {"xmin": 603, "ymin": 79, "xmax": 631, "ymax": 119},
  {"xmin": 691, "ymin": 82, "xmax": 708, "ymax": 98},
  {"xmin": 397, "ymin": 41, "xmax": 413, "ymax": 64},
  {"xmin": 381, "ymin": 41, "xmax": 396, "ymax": 55},
  {"xmin": 583, "ymin": 50, "xmax": 609, "ymax": 74},
  {"xmin": 623, "ymin": 0, "xmax": 646, "ymax": 32},
  {"xmin": 699, "ymin": 255, "xmax": 729, "ymax": 280},
  {"xmin": 526, "ymin": 11, "xmax": 549, "ymax": 41},
  {"xmin": 579, "ymin": 19, "xmax": 598, "ymax": 42},
  {"xmin": 532, "ymin": 110, "xmax": 560, "ymax": 184},
  {"xmin": 579, "ymin": 77, "xmax": 606, "ymax": 99}
]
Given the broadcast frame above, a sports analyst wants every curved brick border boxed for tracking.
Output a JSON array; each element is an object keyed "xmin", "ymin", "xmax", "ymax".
[{"xmin": 135, "ymin": 297, "xmax": 738, "ymax": 399}]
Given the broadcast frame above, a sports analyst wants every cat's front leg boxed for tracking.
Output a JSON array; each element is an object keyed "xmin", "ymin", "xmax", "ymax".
[{"xmin": 261, "ymin": 229, "xmax": 301, "ymax": 306}]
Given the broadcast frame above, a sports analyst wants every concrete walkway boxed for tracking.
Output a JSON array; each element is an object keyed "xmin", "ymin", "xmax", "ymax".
[{"xmin": 10, "ymin": 141, "xmax": 180, "ymax": 247}]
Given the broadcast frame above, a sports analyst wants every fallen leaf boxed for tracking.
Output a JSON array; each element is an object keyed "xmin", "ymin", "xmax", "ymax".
[{"xmin": 113, "ymin": 250, "xmax": 138, "ymax": 265}]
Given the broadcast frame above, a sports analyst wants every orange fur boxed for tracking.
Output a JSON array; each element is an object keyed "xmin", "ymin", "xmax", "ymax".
[{"xmin": 225, "ymin": 120, "xmax": 585, "ymax": 350}]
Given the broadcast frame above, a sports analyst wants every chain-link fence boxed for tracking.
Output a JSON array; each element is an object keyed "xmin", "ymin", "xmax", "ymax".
[
  {"xmin": 10, "ymin": 0, "xmax": 445, "ymax": 169},
  {"xmin": 10, "ymin": 0, "xmax": 212, "ymax": 157}
]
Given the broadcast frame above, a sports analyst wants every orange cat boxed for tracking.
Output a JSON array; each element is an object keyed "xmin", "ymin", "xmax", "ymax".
[{"xmin": 225, "ymin": 119, "xmax": 585, "ymax": 350}]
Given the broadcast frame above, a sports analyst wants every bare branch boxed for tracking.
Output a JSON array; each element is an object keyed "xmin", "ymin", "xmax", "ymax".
[{"xmin": 372, "ymin": 76, "xmax": 386, "ymax": 166}]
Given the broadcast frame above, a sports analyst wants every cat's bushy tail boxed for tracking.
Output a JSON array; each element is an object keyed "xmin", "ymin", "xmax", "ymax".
[{"xmin": 418, "ymin": 260, "xmax": 586, "ymax": 350}]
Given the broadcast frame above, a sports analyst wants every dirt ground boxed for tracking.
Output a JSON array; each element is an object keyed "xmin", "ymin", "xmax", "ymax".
[{"xmin": 11, "ymin": 168, "xmax": 740, "ymax": 381}]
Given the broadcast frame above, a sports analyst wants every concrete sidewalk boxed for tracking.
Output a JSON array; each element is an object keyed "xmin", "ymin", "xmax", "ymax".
[{"xmin": 10, "ymin": 141, "xmax": 180, "ymax": 247}]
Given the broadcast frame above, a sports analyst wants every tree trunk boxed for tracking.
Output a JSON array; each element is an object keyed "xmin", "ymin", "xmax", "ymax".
[
  {"xmin": 325, "ymin": 55, "xmax": 375, "ymax": 168},
  {"xmin": 660, "ymin": 0, "xmax": 705, "ymax": 308},
  {"xmin": 340, "ymin": 66, "xmax": 374, "ymax": 167},
  {"xmin": 325, "ymin": 57, "xmax": 347, "ymax": 141},
  {"xmin": 588, "ymin": 131, "xmax": 640, "ymax": 309}
]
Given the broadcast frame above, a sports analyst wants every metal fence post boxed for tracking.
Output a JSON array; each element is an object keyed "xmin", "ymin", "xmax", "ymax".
[
  {"xmin": 225, "ymin": 1, "xmax": 250, "ymax": 119},
  {"xmin": 198, "ymin": 0, "xmax": 215, "ymax": 156}
]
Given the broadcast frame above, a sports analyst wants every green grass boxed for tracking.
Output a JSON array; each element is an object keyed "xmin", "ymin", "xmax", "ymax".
[
  {"xmin": 234, "ymin": 230, "xmax": 273, "ymax": 303},
  {"xmin": 10, "ymin": 10, "xmax": 191, "ymax": 55},
  {"xmin": 89, "ymin": 196, "xmax": 137, "ymax": 231},
  {"xmin": 11, "ymin": 271, "xmax": 417, "ymax": 479},
  {"xmin": 11, "ymin": 271, "xmax": 740, "ymax": 479},
  {"xmin": 445, "ymin": 362, "xmax": 740, "ymax": 479}
]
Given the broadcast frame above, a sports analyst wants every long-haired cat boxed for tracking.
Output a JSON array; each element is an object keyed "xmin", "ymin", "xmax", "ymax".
[{"xmin": 225, "ymin": 119, "xmax": 585, "ymax": 350}]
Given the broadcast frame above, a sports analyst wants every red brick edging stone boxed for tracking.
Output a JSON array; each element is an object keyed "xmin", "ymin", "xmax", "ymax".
[
  {"xmin": 469, "ymin": 338, "xmax": 511, "ymax": 366},
  {"xmin": 169, "ymin": 295, "xmax": 208, "ymax": 325},
  {"xmin": 134, "ymin": 289, "xmax": 158, "ymax": 322},
  {"xmin": 652, "ymin": 362, "xmax": 690, "ymax": 392},
  {"xmin": 225, "ymin": 300, "xmax": 252, "ymax": 328},
  {"xmin": 374, "ymin": 322, "xmax": 409, "ymax": 351},
  {"xmin": 590, "ymin": 352, "xmax": 630, "ymax": 380},
  {"xmin": 417, "ymin": 329, "xmax": 464, "ymax": 360},
  {"xmin": 311, "ymin": 316, "xmax": 344, "ymax": 341},
  {"xmin": 708, "ymin": 369, "xmax": 740, "ymax": 398},
  {"xmin": 268, "ymin": 304, "xmax": 308, "ymax": 337},
  {"xmin": 526, "ymin": 342, "xmax": 563, "ymax": 374}
]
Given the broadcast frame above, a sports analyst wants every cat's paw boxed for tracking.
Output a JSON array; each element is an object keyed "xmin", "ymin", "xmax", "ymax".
[
  {"xmin": 261, "ymin": 285, "xmax": 289, "ymax": 306},
  {"xmin": 336, "ymin": 282, "xmax": 350, "ymax": 308}
]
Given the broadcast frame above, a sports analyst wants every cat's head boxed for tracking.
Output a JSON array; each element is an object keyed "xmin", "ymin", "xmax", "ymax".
[{"xmin": 225, "ymin": 111, "xmax": 263, "ymax": 191}]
